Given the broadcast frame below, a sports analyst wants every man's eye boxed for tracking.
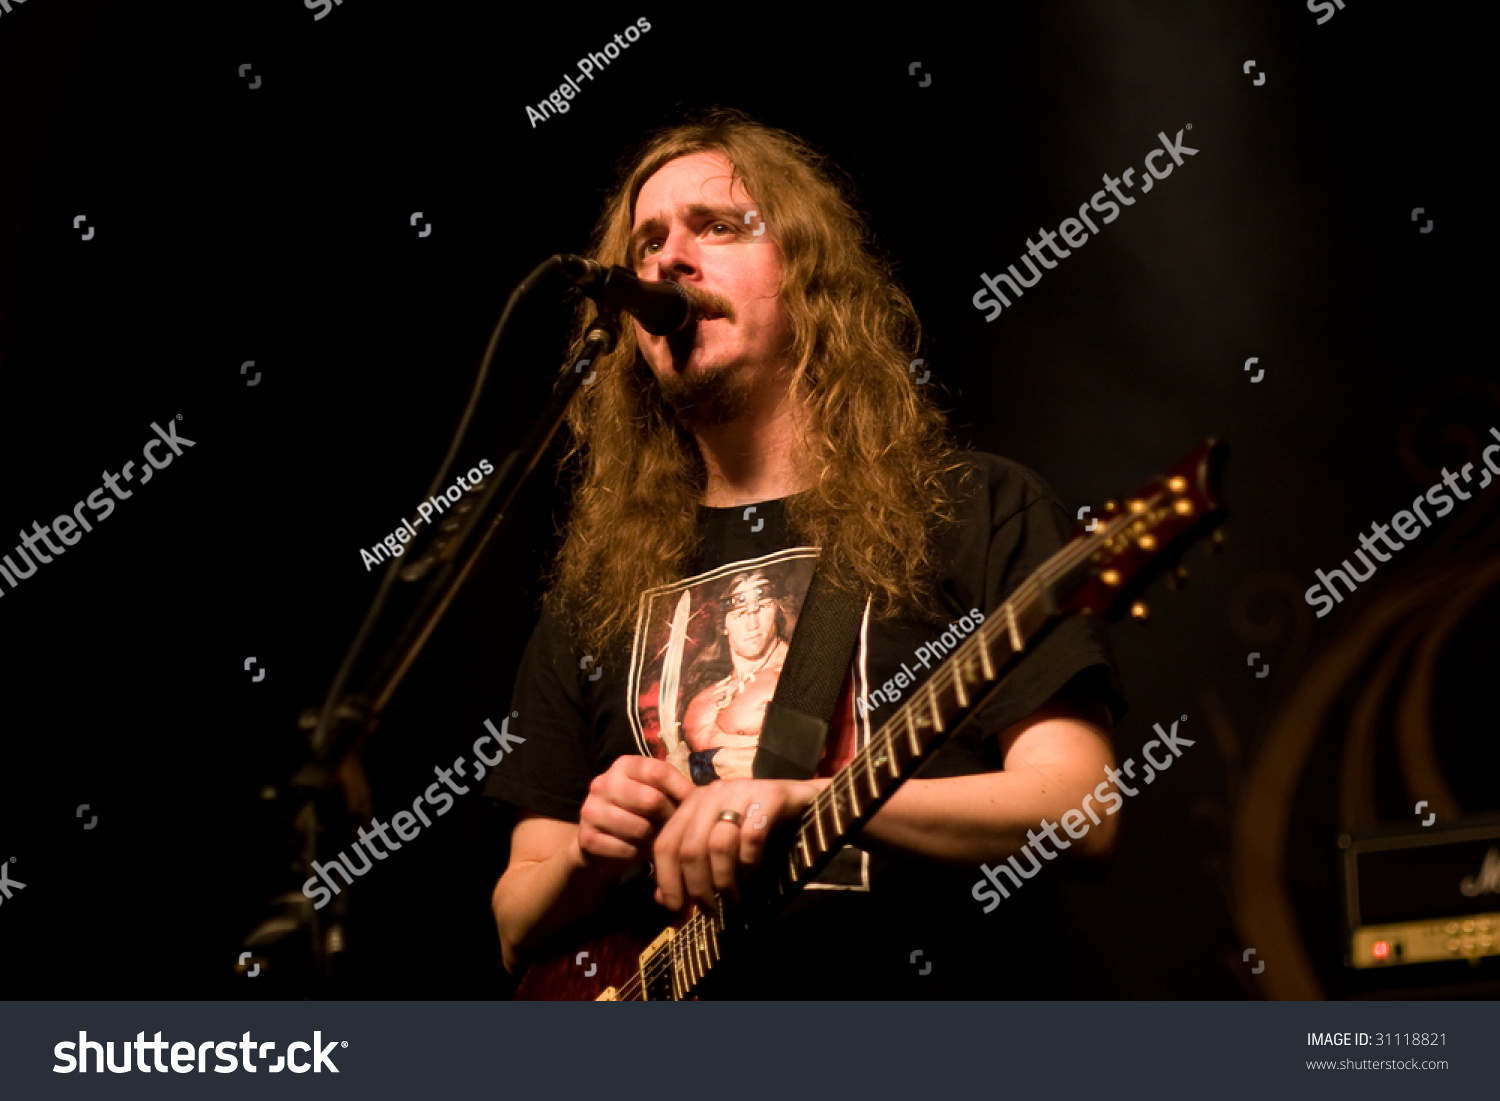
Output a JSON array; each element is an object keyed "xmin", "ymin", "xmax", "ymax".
[{"xmin": 710, "ymin": 222, "xmax": 734, "ymax": 236}]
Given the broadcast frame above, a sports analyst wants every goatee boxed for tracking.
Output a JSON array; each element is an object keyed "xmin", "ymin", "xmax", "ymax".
[{"xmin": 657, "ymin": 363, "xmax": 754, "ymax": 427}]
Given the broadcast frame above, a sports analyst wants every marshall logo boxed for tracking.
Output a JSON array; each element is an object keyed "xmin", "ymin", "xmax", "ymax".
[{"xmin": 1459, "ymin": 846, "xmax": 1500, "ymax": 898}]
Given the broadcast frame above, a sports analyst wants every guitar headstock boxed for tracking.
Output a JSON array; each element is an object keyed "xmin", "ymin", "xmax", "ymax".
[{"xmin": 1059, "ymin": 438, "xmax": 1229, "ymax": 621}]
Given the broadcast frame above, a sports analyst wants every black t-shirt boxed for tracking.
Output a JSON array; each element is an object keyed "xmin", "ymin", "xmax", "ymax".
[{"xmin": 484, "ymin": 450, "xmax": 1128, "ymax": 998}]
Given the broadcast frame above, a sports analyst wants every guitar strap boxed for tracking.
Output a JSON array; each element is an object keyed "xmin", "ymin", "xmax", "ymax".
[{"xmin": 751, "ymin": 568, "xmax": 866, "ymax": 781}]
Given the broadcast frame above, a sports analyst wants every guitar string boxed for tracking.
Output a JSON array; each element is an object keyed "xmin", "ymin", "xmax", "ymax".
[{"xmin": 607, "ymin": 496, "xmax": 1162, "ymax": 999}]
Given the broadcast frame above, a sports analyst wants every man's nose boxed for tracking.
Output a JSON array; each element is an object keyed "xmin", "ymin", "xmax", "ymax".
[{"xmin": 650, "ymin": 229, "xmax": 698, "ymax": 279}]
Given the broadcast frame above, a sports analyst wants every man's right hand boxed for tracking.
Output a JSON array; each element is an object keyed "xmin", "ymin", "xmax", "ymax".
[{"xmin": 572, "ymin": 755, "xmax": 696, "ymax": 870}]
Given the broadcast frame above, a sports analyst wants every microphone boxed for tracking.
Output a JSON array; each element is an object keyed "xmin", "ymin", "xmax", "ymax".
[{"xmin": 557, "ymin": 255, "xmax": 697, "ymax": 335}]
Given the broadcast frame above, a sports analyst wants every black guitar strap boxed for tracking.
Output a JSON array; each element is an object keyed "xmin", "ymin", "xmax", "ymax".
[{"xmin": 751, "ymin": 568, "xmax": 866, "ymax": 781}]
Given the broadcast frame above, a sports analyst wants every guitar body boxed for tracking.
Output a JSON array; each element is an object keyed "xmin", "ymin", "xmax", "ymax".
[
  {"xmin": 514, "ymin": 905, "xmax": 704, "ymax": 1001},
  {"xmin": 514, "ymin": 926, "xmax": 661, "ymax": 1001}
]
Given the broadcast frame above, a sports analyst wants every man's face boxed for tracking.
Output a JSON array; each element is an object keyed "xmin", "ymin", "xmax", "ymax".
[
  {"xmin": 723, "ymin": 577, "xmax": 778, "ymax": 663},
  {"xmin": 629, "ymin": 151, "xmax": 791, "ymax": 419},
  {"xmin": 637, "ymin": 681, "xmax": 661, "ymax": 743}
]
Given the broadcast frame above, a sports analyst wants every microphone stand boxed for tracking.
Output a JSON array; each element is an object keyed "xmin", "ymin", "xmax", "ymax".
[{"xmin": 243, "ymin": 256, "xmax": 624, "ymax": 990}]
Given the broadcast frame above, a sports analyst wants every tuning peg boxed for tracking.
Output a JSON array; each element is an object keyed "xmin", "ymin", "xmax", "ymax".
[{"xmin": 1130, "ymin": 601, "xmax": 1149, "ymax": 620}]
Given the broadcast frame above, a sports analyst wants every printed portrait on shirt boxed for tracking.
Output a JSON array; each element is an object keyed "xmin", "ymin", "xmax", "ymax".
[
  {"xmin": 627, "ymin": 547, "xmax": 876, "ymax": 889},
  {"xmin": 627, "ymin": 550, "xmax": 822, "ymax": 785}
]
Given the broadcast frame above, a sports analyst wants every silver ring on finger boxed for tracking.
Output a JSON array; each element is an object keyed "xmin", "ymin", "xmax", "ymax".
[{"xmin": 716, "ymin": 809, "xmax": 744, "ymax": 827}]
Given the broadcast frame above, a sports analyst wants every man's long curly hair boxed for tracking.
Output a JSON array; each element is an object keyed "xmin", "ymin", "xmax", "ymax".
[{"xmin": 549, "ymin": 108, "xmax": 968, "ymax": 652}]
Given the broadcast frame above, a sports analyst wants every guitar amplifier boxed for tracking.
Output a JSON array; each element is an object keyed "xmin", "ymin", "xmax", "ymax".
[{"xmin": 1340, "ymin": 816, "xmax": 1500, "ymax": 969}]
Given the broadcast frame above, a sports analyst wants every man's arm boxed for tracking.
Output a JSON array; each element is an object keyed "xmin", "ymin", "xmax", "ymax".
[
  {"xmin": 650, "ymin": 691, "xmax": 1117, "ymax": 912},
  {"xmin": 847, "ymin": 694, "xmax": 1117, "ymax": 864},
  {"xmin": 491, "ymin": 815, "xmax": 611, "ymax": 975},
  {"xmin": 491, "ymin": 756, "xmax": 694, "ymax": 974}
]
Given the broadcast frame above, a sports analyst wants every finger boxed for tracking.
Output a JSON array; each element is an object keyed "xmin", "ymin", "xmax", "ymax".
[
  {"xmin": 621, "ymin": 754, "xmax": 697, "ymax": 802},
  {"xmin": 581, "ymin": 796, "xmax": 659, "ymax": 845},
  {"xmin": 737, "ymin": 802, "xmax": 769, "ymax": 870},
  {"xmin": 706, "ymin": 816, "xmax": 743, "ymax": 905},
  {"xmin": 576, "ymin": 824, "xmax": 642, "ymax": 864},
  {"xmin": 602, "ymin": 777, "xmax": 680, "ymax": 823},
  {"xmin": 678, "ymin": 819, "xmax": 717, "ymax": 913},
  {"xmin": 653, "ymin": 815, "xmax": 686, "ymax": 911}
]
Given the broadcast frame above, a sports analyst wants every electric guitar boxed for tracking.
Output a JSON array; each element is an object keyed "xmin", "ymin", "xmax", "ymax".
[{"xmin": 515, "ymin": 439, "xmax": 1230, "ymax": 999}]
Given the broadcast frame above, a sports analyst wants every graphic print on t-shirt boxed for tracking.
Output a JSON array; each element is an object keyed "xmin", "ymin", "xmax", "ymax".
[{"xmin": 625, "ymin": 547, "xmax": 870, "ymax": 888}]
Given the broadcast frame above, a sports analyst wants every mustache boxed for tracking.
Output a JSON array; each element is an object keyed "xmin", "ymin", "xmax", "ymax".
[{"xmin": 670, "ymin": 282, "xmax": 736, "ymax": 323}]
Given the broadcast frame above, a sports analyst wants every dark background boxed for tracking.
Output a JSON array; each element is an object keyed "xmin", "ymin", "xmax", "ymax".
[{"xmin": 0, "ymin": 0, "xmax": 1494, "ymax": 1000}]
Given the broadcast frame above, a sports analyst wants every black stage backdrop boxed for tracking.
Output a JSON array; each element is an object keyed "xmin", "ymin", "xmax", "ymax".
[{"xmin": 0, "ymin": 0, "xmax": 1494, "ymax": 1000}]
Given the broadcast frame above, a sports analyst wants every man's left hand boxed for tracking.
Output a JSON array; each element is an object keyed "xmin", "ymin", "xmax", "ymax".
[{"xmin": 652, "ymin": 777, "xmax": 823, "ymax": 913}]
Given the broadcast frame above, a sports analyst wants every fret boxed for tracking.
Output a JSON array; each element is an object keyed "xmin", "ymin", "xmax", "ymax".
[
  {"xmin": 1036, "ymin": 575, "xmax": 1057, "ymax": 615},
  {"xmin": 787, "ymin": 849, "xmax": 799, "ymax": 883},
  {"xmin": 811, "ymin": 802, "xmax": 827, "ymax": 853},
  {"xmin": 926, "ymin": 682, "xmax": 944, "ymax": 734},
  {"xmin": 695, "ymin": 921, "xmax": 707, "ymax": 980},
  {"xmin": 864, "ymin": 742, "xmax": 879, "ymax": 799},
  {"xmin": 798, "ymin": 830, "xmax": 813, "ymax": 867},
  {"xmin": 905, "ymin": 707, "xmax": 920, "ymax": 755},
  {"xmin": 952, "ymin": 658, "xmax": 969, "ymax": 709},
  {"xmin": 1004, "ymin": 601, "xmax": 1023, "ymax": 652},
  {"xmin": 882, "ymin": 728, "xmax": 900, "ymax": 778},
  {"xmin": 822, "ymin": 792, "xmax": 846, "ymax": 834},
  {"xmin": 978, "ymin": 623, "xmax": 996, "ymax": 679},
  {"xmin": 1013, "ymin": 589, "xmax": 1048, "ymax": 640},
  {"xmin": 671, "ymin": 937, "xmax": 681, "ymax": 1001},
  {"xmin": 843, "ymin": 767, "xmax": 862, "ymax": 818}
]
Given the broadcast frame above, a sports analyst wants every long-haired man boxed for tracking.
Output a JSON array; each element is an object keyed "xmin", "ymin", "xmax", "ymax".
[{"xmin": 486, "ymin": 108, "xmax": 1127, "ymax": 998}]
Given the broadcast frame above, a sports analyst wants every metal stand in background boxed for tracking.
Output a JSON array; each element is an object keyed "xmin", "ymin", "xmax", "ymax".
[{"xmin": 241, "ymin": 255, "xmax": 623, "ymax": 991}]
